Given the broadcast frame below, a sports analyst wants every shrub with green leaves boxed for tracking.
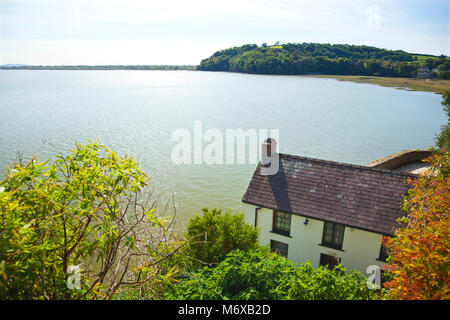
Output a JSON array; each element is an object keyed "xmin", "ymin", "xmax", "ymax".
[
  {"xmin": 0, "ymin": 140, "xmax": 178, "ymax": 300},
  {"xmin": 435, "ymin": 90, "xmax": 450, "ymax": 150},
  {"xmin": 166, "ymin": 247, "xmax": 379, "ymax": 300},
  {"xmin": 184, "ymin": 208, "xmax": 259, "ymax": 267}
]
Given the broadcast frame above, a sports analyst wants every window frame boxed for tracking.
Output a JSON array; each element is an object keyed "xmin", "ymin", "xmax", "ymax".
[
  {"xmin": 321, "ymin": 221, "xmax": 345, "ymax": 250},
  {"xmin": 319, "ymin": 253, "xmax": 341, "ymax": 270},
  {"xmin": 272, "ymin": 210, "xmax": 292, "ymax": 237},
  {"xmin": 270, "ymin": 239, "xmax": 289, "ymax": 258},
  {"xmin": 378, "ymin": 243, "xmax": 389, "ymax": 262}
]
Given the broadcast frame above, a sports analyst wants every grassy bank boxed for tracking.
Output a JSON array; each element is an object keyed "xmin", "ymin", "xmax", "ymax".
[{"xmin": 308, "ymin": 75, "xmax": 450, "ymax": 94}]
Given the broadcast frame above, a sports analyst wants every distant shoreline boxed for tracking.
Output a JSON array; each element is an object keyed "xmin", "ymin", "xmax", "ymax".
[
  {"xmin": 306, "ymin": 74, "xmax": 450, "ymax": 94},
  {"xmin": 0, "ymin": 65, "xmax": 196, "ymax": 71}
]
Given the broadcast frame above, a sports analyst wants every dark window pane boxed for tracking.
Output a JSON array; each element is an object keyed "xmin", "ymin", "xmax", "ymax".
[
  {"xmin": 379, "ymin": 244, "xmax": 388, "ymax": 262},
  {"xmin": 273, "ymin": 211, "xmax": 292, "ymax": 235},
  {"xmin": 270, "ymin": 240, "xmax": 289, "ymax": 258},
  {"xmin": 323, "ymin": 222, "xmax": 334, "ymax": 244},
  {"xmin": 319, "ymin": 253, "xmax": 341, "ymax": 269},
  {"xmin": 334, "ymin": 224, "xmax": 345, "ymax": 245},
  {"xmin": 322, "ymin": 221, "xmax": 345, "ymax": 249}
]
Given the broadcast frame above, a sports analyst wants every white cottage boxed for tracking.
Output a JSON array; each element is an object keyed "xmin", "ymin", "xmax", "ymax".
[{"xmin": 242, "ymin": 140, "xmax": 420, "ymax": 274}]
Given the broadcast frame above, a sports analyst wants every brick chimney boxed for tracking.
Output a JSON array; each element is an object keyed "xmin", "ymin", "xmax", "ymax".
[{"xmin": 261, "ymin": 138, "xmax": 276, "ymax": 166}]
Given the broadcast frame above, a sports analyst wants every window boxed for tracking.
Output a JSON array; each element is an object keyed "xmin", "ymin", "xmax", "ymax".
[
  {"xmin": 380, "ymin": 270, "xmax": 389, "ymax": 287},
  {"xmin": 272, "ymin": 211, "xmax": 292, "ymax": 236},
  {"xmin": 321, "ymin": 221, "xmax": 345, "ymax": 250},
  {"xmin": 270, "ymin": 240, "xmax": 288, "ymax": 258},
  {"xmin": 319, "ymin": 253, "xmax": 341, "ymax": 269},
  {"xmin": 378, "ymin": 244, "xmax": 388, "ymax": 262}
]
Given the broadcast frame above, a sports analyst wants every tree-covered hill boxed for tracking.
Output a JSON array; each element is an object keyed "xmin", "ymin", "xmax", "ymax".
[{"xmin": 198, "ymin": 43, "xmax": 450, "ymax": 78}]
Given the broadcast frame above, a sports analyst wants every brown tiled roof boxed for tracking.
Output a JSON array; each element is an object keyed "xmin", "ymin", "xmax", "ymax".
[{"xmin": 242, "ymin": 153, "xmax": 417, "ymax": 235}]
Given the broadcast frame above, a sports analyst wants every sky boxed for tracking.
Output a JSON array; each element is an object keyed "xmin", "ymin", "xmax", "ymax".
[{"xmin": 0, "ymin": 0, "xmax": 449, "ymax": 65}]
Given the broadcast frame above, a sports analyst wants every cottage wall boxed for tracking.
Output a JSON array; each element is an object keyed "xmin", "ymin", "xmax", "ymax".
[{"xmin": 243, "ymin": 203, "xmax": 387, "ymax": 275}]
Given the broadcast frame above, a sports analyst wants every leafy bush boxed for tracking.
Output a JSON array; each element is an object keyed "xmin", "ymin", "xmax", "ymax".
[
  {"xmin": 0, "ymin": 141, "xmax": 179, "ymax": 299},
  {"xmin": 184, "ymin": 208, "xmax": 259, "ymax": 267},
  {"xmin": 382, "ymin": 152, "xmax": 450, "ymax": 299},
  {"xmin": 436, "ymin": 90, "xmax": 450, "ymax": 150},
  {"xmin": 166, "ymin": 247, "xmax": 379, "ymax": 300}
]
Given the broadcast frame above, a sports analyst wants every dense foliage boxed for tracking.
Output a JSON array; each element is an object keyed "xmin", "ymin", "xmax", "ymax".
[
  {"xmin": 198, "ymin": 43, "xmax": 449, "ymax": 78},
  {"xmin": 382, "ymin": 152, "xmax": 450, "ymax": 299},
  {"xmin": 184, "ymin": 208, "xmax": 259, "ymax": 266},
  {"xmin": 0, "ymin": 141, "xmax": 180, "ymax": 299},
  {"xmin": 166, "ymin": 247, "xmax": 378, "ymax": 300},
  {"xmin": 436, "ymin": 90, "xmax": 450, "ymax": 150},
  {"xmin": 424, "ymin": 57, "xmax": 450, "ymax": 79}
]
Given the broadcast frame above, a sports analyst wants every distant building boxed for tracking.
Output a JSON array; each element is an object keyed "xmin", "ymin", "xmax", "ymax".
[
  {"xmin": 417, "ymin": 66, "xmax": 431, "ymax": 78},
  {"xmin": 242, "ymin": 141, "xmax": 430, "ymax": 274}
]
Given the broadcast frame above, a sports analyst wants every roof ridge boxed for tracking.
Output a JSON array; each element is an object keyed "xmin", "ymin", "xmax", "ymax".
[{"xmin": 278, "ymin": 153, "xmax": 418, "ymax": 178}]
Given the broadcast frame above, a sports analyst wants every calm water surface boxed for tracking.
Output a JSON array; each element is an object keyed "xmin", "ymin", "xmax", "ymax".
[{"xmin": 0, "ymin": 70, "xmax": 445, "ymax": 228}]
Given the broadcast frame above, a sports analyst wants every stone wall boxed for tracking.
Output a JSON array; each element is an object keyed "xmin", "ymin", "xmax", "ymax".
[{"xmin": 366, "ymin": 150, "xmax": 432, "ymax": 171}]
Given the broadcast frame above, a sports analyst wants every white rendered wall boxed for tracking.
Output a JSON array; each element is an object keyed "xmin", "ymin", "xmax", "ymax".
[{"xmin": 243, "ymin": 203, "xmax": 387, "ymax": 274}]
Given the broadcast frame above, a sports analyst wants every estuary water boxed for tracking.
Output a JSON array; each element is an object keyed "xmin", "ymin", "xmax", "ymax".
[{"xmin": 0, "ymin": 70, "xmax": 445, "ymax": 228}]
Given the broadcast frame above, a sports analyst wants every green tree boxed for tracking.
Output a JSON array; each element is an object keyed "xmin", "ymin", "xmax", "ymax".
[
  {"xmin": 184, "ymin": 208, "xmax": 259, "ymax": 267},
  {"xmin": 197, "ymin": 42, "xmax": 422, "ymax": 77},
  {"xmin": 436, "ymin": 90, "xmax": 450, "ymax": 150},
  {"xmin": 166, "ymin": 247, "xmax": 379, "ymax": 300},
  {"xmin": 0, "ymin": 140, "xmax": 179, "ymax": 299}
]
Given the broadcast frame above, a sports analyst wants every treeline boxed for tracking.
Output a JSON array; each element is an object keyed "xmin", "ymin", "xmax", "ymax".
[
  {"xmin": 0, "ymin": 65, "xmax": 196, "ymax": 70},
  {"xmin": 198, "ymin": 43, "xmax": 449, "ymax": 78},
  {"xmin": 423, "ymin": 58, "xmax": 450, "ymax": 79}
]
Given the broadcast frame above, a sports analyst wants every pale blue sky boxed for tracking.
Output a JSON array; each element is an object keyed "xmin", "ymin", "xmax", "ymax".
[{"xmin": 0, "ymin": 0, "xmax": 449, "ymax": 65}]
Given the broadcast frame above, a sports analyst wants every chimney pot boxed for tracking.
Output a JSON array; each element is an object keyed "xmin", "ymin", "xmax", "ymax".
[{"xmin": 262, "ymin": 138, "xmax": 277, "ymax": 166}]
